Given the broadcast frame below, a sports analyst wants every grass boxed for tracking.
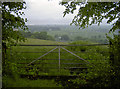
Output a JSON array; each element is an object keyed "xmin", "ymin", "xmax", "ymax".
[
  {"xmin": 10, "ymin": 39, "xmax": 109, "ymax": 75},
  {"xmin": 3, "ymin": 75, "xmax": 62, "ymax": 87},
  {"xmin": 3, "ymin": 38, "xmax": 71, "ymax": 88},
  {"xmin": 3, "ymin": 38, "xmax": 110, "ymax": 87},
  {"xmin": 20, "ymin": 38, "xmax": 68, "ymax": 45}
]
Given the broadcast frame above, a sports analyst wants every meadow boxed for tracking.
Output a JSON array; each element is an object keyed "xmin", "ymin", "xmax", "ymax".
[{"xmin": 3, "ymin": 38, "xmax": 111, "ymax": 88}]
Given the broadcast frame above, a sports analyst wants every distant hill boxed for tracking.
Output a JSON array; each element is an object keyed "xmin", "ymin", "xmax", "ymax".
[
  {"xmin": 27, "ymin": 24, "xmax": 112, "ymax": 33},
  {"xmin": 83, "ymin": 25, "xmax": 112, "ymax": 33},
  {"xmin": 21, "ymin": 24, "xmax": 118, "ymax": 44},
  {"xmin": 27, "ymin": 25, "xmax": 61, "ymax": 32}
]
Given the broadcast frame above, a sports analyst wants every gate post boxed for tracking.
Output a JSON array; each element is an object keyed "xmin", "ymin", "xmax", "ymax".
[{"xmin": 59, "ymin": 45, "xmax": 60, "ymax": 71}]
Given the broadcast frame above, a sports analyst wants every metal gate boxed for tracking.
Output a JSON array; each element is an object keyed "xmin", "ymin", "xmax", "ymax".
[{"xmin": 11, "ymin": 44, "xmax": 108, "ymax": 78}]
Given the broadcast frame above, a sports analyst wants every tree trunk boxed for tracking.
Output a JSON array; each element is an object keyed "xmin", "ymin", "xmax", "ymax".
[
  {"xmin": 109, "ymin": 40, "xmax": 114, "ymax": 65},
  {"xmin": 2, "ymin": 42, "xmax": 6, "ymax": 75}
]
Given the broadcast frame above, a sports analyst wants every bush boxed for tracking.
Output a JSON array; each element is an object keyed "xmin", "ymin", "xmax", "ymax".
[
  {"xmin": 57, "ymin": 40, "xmax": 114, "ymax": 89},
  {"xmin": 61, "ymin": 34, "xmax": 70, "ymax": 41},
  {"xmin": 67, "ymin": 41, "xmax": 91, "ymax": 52}
]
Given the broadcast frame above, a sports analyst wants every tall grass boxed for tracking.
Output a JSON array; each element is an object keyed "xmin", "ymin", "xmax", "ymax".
[{"xmin": 3, "ymin": 75, "xmax": 62, "ymax": 87}]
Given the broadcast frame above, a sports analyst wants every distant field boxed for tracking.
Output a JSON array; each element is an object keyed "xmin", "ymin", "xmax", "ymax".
[
  {"xmin": 26, "ymin": 25, "xmax": 112, "ymax": 43},
  {"xmin": 20, "ymin": 38, "xmax": 68, "ymax": 45}
]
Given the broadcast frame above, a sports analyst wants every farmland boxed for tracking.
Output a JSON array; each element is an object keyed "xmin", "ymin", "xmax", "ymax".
[
  {"xmin": 21, "ymin": 24, "xmax": 115, "ymax": 44},
  {"xmin": 3, "ymin": 38, "xmax": 111, "ymax": 88}
]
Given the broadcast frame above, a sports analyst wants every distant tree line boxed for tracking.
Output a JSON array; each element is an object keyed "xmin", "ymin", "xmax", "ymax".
[
  {"xmin": 21, "ymin": 31, "xmax": 55, "ymax": 41},
  {"xmin": 54, "ymin": 34, "xmax": 70, "ymax": 42},
  {"xmin": 21, "ymin": 31, "xmax": 108, "ymax": 43},
  {"xmin": 27, "ymin": 25, "xmax": 61, "ymax": 32},
  {"xmin": 54, "ymin": 34, "xmax": 107, "ymax": 43},
  {"xmin": 74, "ymin": 35, "xmax": 108, "ymax": 44}
]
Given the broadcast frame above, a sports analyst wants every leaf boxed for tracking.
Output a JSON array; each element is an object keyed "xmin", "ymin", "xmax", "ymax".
[{"xmin": 61, "ymin": 1, "xmax": 120, "ymax": 32}]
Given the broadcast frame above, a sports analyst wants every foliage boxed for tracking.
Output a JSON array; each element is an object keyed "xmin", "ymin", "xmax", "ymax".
[
  {"xmin": 21, "ymin": 31, "xmax": 55, "ymax": 41},
  {"xmin": 106, "ymin": 34, "xmax": 120, "ymax": 88},
  {"xmin": 27, "ymin": 25, "xmax": 61, "ymax": 32},
  {"xmin": 74, "ymin": 36, "xmax": 86, "ymax": 41},
  {"xmin": 3, "ymin": 38, "xmax": 112, "ymax": 88},
  {"xmin": 2, "ymin": 2, "xmax": 28, "ymax": 85},
  {"xmin": 58, "ymin": 41, "xmax": 113, "ymax": 88},
  {"xmin": 27, "ymin": 24, "xmax": 111, "ymax": 43},
  {"xmin": 60, "ymin": 1, "xmax": 120, "ymax": 32},
  {"xmin": 3, "ymin": 49, "xmax": 19, "ymax": 80},
  {"xmin": 61, "ymin": 34, "xmax": 70, "ymax": 41},
  {"xmin": 3, "ymin": 75, "xmax": 62, "ymax": 88},
  {"xmin": 69, "ymin": 60, "xmax": 114, "ymax": 88},
  {"xmin": 46, "ymin": 35, "xmax": 55, "ymax": 41},
  {"xmin": 2, "ymin": 2, "xmax": 28, "ymax": 45},
  {"xmin": 21, "ymin": 31, "xmax": 32, "ymax": 38},
  {"xmin": 107, "ymin": 34, "xmax": 120, "ymax": 65},
  {"xmin": 67, "ymin": 41, "xmax": 90, "ymax": 52},
  {"xmin": 35, "ymin": 31, "xmax": 47, "ymax": 39},
  {"xmin": 60, "ymin": 1, "xmax": 120, "ymax": 88}
]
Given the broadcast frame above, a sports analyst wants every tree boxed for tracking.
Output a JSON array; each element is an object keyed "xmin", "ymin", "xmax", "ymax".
[
  {"xmin": 46, "ymin": 35, "xmax": 55, "ymax": 41},
  {"xmin": 33, "ymin": 31, "xmax": 47, "ymax": 40},
  {"xmin": 21, "ymin": 31, "xmax": 32, "ymax": 38},
  {"xmin": 1, "ymin": 2, "xmax": 28, "ymax": 76},
  {"xmin": 61, "ymin": 34, "xmax": 70, "ymax": 41},
  {"xmin": 2, "ymin": 2, "xmax": 28, "ymax": 46},
  {"xmin": 74, "ymin": 36, "xmax": 86, "ymax": 41},
  {"xmin": 60, "ymin": 1, "xmax": 120, "ymax": 88},
  {"xmin": 60, "ymin": 0, "xmax": 120, "ymax": 64},
  {"xmin": 32, "ymin": 31, "xmax": 54, "ymax": 41},
  {"xmin": 39, "ymin": 31, "xmax": 48, "ymax": 40},
  {"xmin": 60, "ymin": 1, "xmax": 120, "ymax": 32}
]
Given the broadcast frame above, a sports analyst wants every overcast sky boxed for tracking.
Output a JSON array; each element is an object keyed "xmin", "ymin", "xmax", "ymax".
[
  {"xmin": 23, "ymin": 0, "xmax": 78, "ymax": 25},
  {"xmin": 23, "ymin": 0, "xmax": 113, "ymax": 25}
]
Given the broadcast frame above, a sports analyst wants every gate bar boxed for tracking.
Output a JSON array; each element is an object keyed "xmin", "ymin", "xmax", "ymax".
[
  {"xmin": 61, "ymin": 47, "xmax": 90, "ymax": 64},
  {"xmin": 28, "ymin": 47, "xmax": 58, "ymax": 65},
  {"xmin": 12, "ymin": 44, "xmax": 108, "ymax": 46}
]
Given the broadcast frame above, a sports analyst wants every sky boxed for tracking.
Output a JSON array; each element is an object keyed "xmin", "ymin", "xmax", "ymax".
[
  {"xmin": 23, "ymin": 0, "xmax": 113, "ymax": 25},
  {"xmin": 23, "ymin": 0, "xmax": 78, "ymax": 25}
]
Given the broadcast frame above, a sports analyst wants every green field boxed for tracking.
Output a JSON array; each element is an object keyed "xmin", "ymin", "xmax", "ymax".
[
  {"xmin": 20, "ymin": 38, "xmax": 68, "ymax": 45},
  {"xmin": 3, "ymin": 38, "xmax": 110, "ymax": 88}
]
